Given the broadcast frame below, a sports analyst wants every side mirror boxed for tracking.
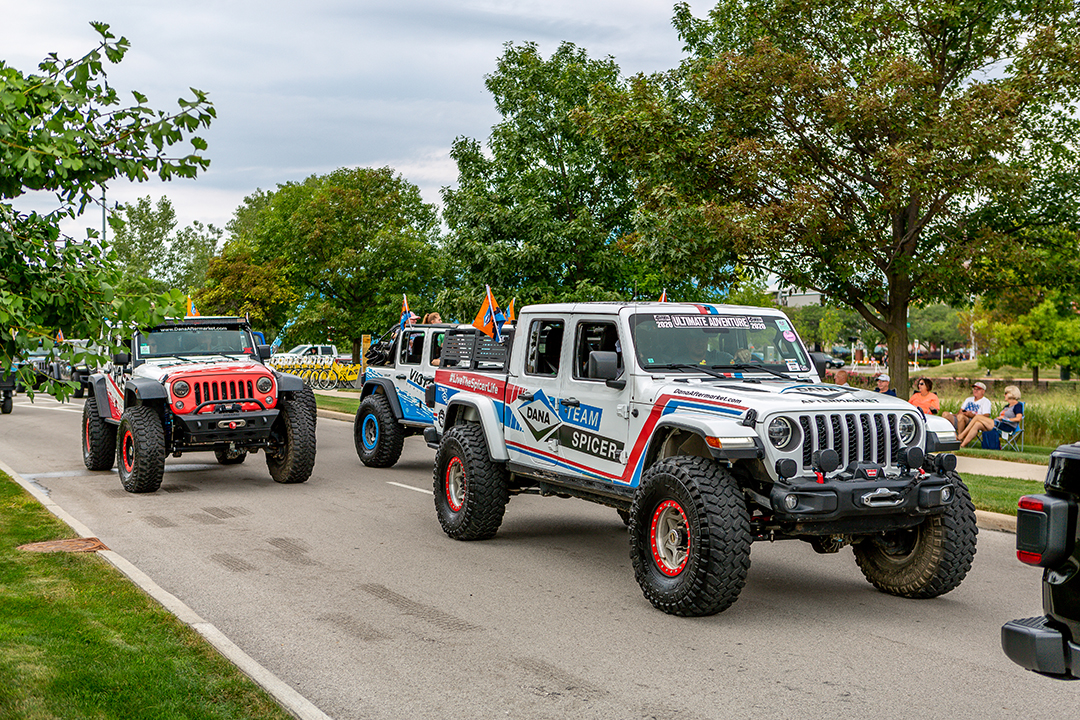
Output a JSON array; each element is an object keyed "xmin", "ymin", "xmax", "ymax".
[
  {"xmin": 809, "ymin": 352, "xmax": 829, "ymax": 379},
  {"xmin": 112, "ymin": 352, "xmax": 130, "ymax": 366},
  {"xmin": 588, "ymin": 351, "xmax": 620, "ymax": 380},
  {"xmin": 257, "ymin": 344, "xmax": 272, "ymax": 361}
]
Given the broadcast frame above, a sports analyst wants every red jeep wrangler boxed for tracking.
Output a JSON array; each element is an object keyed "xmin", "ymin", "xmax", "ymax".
[{"xmin": 82, "ymin": 316, "xmax": 316, "ymax": 492}]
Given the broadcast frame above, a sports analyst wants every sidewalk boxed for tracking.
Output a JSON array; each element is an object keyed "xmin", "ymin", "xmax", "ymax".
[{"xmin": 955, "ymin": 455, "xmax": 1046, "ymax": 482}]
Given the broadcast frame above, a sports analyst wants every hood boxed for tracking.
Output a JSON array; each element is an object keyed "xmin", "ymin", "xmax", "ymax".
[
  {"xmin": 638, "ymin": 377, "xmax": 915, "ymax": 416},
  {"xmin": 135, "ymin": 356, "xmax": 269, "ymax": 381}
]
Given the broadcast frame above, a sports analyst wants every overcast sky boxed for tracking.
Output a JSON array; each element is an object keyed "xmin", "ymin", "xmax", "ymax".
[{"xmin": 3, "ymin": 0, "xmax": 701, "ymax": 237}]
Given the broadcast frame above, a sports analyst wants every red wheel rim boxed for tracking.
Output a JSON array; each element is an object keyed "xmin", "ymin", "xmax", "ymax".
[
  {"xmin": 650, "ymin": 499, "xmax": 690, "ymax": 576},
  {"xmin": 445, "ymin": 457, "xmax": 465, "ymax": 512},
  {"xmin": 85, "ymin": 418, "xmax": 91, "ymax": 452},
  {"xmin": 122, "ymin": 431, "xmax": 135, "ymax": 473}
]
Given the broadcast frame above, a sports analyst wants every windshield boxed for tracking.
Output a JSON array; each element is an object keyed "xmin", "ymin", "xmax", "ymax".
[
  {"xmin": 630, "ymin": 312, "xmax": 811, "ymax": 374},
  {"xmin": 137, "ymin": 326, "xmax": 255, "ymax": 357}
]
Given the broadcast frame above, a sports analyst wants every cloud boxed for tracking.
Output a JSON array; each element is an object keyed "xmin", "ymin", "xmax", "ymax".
[{"xmin": 2, "ymin": 0, "xmax": 698, "ymax": 233}]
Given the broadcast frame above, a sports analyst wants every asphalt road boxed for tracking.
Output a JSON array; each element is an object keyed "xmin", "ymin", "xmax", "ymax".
[{"xmin": 2, "ymin": 395, "xmax": 1073, "ymax": 720}]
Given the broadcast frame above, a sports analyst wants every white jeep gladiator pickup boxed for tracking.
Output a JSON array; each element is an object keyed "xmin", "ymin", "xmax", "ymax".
[{"xmin": 426, "ymin": 302, "xmax": 975, "ymax": 616}]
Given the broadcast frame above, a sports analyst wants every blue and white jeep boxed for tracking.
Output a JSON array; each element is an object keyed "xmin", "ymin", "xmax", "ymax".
[
  {"xmin": 353, "ymin": 323, "xmax": 451, "ymax": 467},
  {"xmin": 427, "ymin": 302, "xmax": 976, "ymax": 616}
]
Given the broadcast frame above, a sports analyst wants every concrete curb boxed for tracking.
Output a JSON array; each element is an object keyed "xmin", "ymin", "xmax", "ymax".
[
  {"xmin": 976, "ymin": 509, "xmax": 1017, "ymax": 534},
  {"xmin": 0, "ymin": 457, "xmax": 334, "ymax": 720},
  {"xmin": 316, "ymin": 408, "xmax": 354, "ymax": 423}
]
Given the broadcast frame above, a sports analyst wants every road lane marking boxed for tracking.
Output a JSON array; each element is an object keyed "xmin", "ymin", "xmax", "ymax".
[
  {"xmin": 14, "ymin": 402, "xmax": 83, "ymax": 414},
  {"xmin": 387, "ymin": 481, "xmax": 432, "ymax": 495}
]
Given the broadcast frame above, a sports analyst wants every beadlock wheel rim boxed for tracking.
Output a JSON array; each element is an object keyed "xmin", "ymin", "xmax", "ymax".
[
  {"xmin": 650, "ymin": 499, "xmax": 690, "ymax": 576},
  {"xmin": 445, "ymin": 457, "xmax": 465, "ymax": 512},
  {"xmin": 362, "ymin": 414, "xmax": 378, "ymax": 450},
  {"xmin": 122, "ymin": 431, "xmax": 135, "ymax": 473}
]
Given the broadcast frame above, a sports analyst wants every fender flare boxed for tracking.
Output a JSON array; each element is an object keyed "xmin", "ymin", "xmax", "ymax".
[
  {"xmin": 444, "ymin": 394, "xmax": 509, "ymax": 462},
  {"xmin": 646, "ymin": 415, "xmax": 761, "ymax": 464},
  {"xmin": 273, "ymin": 371, "xmax": 306, "ymax": 394},
  {"xmin": 90, "ymin": 374, "xmax": 121, "ymax": 422},
  {"xmin": 360, "ymin": 378, "xmax": 404, "ymax": 421},
  {"xmin": 124, "ymin": 376, "xmax": 168, "ymax": 407}
]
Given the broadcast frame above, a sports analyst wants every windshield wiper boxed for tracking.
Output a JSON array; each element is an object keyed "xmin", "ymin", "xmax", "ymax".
[
  {"xmin": 713, "ymin": 363, "xmax": 797, "ymax": 381},
  {"xmin": 650, "ymin": 363, "xmax": 731, "ymax": 380}
]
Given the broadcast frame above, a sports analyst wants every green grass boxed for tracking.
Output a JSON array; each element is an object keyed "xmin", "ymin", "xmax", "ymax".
[
  {"xmin": 0, "ymin": 471, "xmax": 294, "ymax": 720},
  {"xmin": 913, "ymin": 358, "xmax": 1048, "ymax": 379},
  {"xmin": 313, "ymin": 393, "xmax": 360, "ymax": 415},
  {"xmin": 963, "ymin": 473, "xmax": 1042, "ymax": 516},
  {"xmin": 953, "ymin": 445, "xmax": 1054, "ymax": 466}
]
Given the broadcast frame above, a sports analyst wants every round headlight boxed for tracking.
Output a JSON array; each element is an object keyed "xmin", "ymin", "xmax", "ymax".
[
  {"xmin": 256, "ymin": 376, "xmax": 273, "ymax": 394},
  {"xmin": 172, "ymin": 380, "xmax": 190, "ymax": 398},
  {"xmin": 898, "ymin": 414, "xmax": 918, "ymax": 446},
  {"xmin": 768, "ymin": 417, "xmax": 793, "ymax": 449}
]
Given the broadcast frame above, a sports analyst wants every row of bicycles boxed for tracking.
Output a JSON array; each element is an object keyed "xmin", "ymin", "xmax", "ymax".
[{"xmin": 267, "ymin": 357, "xmax": 362, "ymax": 390}]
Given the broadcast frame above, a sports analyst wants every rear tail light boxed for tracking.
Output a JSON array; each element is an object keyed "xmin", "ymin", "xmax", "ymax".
[{"xmin": 1016, "ymin": 493, "xmax": 1076, "ymax": 568}]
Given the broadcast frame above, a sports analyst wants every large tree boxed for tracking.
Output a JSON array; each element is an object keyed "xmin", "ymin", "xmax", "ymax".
[
  {"xmin": 441, "ymin": 42, "xmax": 718, "ymax": 320},
  {"xmin": 1, "ymin": 23, "xmax": 214, "ymax": 394},
  {"xmin": 224, "ymin": 168, "xmax": 444, "ymax": 347},
  {"xmin": 583, "ymin": 0, "xmax": 1080, "ymax": 390},
  {"xmin": 110, "ymin": 195, "xmax": 222, "ymax": 294}
]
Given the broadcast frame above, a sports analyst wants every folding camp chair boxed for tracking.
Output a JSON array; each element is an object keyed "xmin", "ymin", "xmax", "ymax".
[{"xmin": 1001, "ymin": 415, "xmax": 1025, "ymax": 452}]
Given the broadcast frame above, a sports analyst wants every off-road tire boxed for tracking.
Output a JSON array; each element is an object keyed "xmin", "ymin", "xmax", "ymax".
[
  {"xmin": 354, "ymin": 393, "xmax": 405, "ymax": 468},
  {"xmin": 116, "ymin": 405, "xmax": 166, "ymax": 493},
  {"xmin": 82, "ymin": 396, "xmax": 116, "ymax": 471},
  {"xmin": 629, "ymin": 456, "xmax": 751, "ymax": 616},
  {"xmin": 1, "ymin": 394, "xmax": 11, "ymax": 414},
  {"xmin": 852, "ymin": 471, "xmax": 978, "ymax": 598},
  {"xmin": 433, "ymin": 423, "xmax": 509, "ymax": 540},
  {"xmin": 265, "ymin": 388, "xmax": 317, "ymax": 484},
  {"xmin": 214, "ymin": 447, "xmax": 248, "ymax": 465}
]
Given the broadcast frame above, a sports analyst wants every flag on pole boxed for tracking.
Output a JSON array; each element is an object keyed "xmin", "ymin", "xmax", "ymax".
[
  {"xmin": 658, "ymin": 289, "xmax": 668, "ymax": 302},
  {"xmin": 56, "ymin": 329, "xmax": 65, "ymax": 343},
  {"xmin": 472, "ymin": 286, "xmax": 505, "ymax": 342},
  {"xmin": 506, "ymin": 298, "xmax": 516, "ymax": 323},
  {"xmin": 187, "ymin": 296, "xmax": 200, "ymax": 316},
  {"xmin": 399, "ymin": 294, "xmax": 416, "ymax": 332}
]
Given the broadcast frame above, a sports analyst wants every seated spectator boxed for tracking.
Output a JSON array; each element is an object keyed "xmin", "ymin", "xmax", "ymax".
[
  {"xmin": 994, "ymin": 385, "xmax": 1025, "ymax": 434},
  {"xmin": 423, "ymin": 312, "xmax": 442, "ymax": 324},
  {"xmin": 875, "ymin": 373, "xmax": 897, "ymax": 397},
  {"xmin": 945, "ymin": 381, "xmax": 990, "ymax": 438},
  {"xmin": 908, "ymin": 377, "xmax": 940, "ymax": 415},
  {"xmin": 834, "ymin": 369, "xmax": 852, "ymax": 387}
]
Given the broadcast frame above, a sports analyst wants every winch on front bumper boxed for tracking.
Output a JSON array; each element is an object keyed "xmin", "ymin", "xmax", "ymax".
[
  {"xmin": 174, "ymin": 407, "xmax": 280, "ymax": 445},
  {"xmin": 756, "ymin": 452, "xmax": 959, "ymax": 535}
]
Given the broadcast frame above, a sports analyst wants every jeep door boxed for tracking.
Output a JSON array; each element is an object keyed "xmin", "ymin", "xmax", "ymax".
[
  {"xmin": 505, "ymin": 317, "xmax": 566, "ymax": 470},
  {"xmin": 557, "ymin": 317, "xmax": 631, "ymax": 484},
  {"xmin": 395, "ymin": 329, "xmax": 435, "ymax": 425}
]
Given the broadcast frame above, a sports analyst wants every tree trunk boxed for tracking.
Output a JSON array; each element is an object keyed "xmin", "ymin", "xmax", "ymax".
[
  {"xmin": 1032, "ymin": 366, "xmax": 1039, "ymax": 384},
  {"xmin": 885, "ymin": 323, "xmax": 911, "ymax": 398}
]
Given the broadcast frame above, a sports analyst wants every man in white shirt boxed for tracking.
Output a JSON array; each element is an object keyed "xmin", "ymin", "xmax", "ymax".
[{"xmin": 945, "ymin": 381, "xmax": 991, "ymax": 438}]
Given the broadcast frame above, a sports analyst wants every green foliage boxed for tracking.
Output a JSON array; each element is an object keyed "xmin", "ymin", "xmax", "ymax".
[
  {"xmin": 583, "ymin": 0, "xmax": 1080, "ymax": 393},
  {"xmin": 0, "ymin": 23, "xmax": 211, "ymax": 396},
  {"xmin": 979, "ymin": 290, "xmax": 1080, "ymax": 376},
  {"xmin": 110, "ymin": 195, "xmax": 222, "ymax": 294},
  {"xmin": 440, "ymin": 42, "xmax": 718, "ymax": 321},
  {"xmin": 223, "ymin": 168, "xmax": 444, "ymax": 345},
  {"xmin": 908, "ymin": 304, "xmax": 964, "ymax": 348},
  {"xmin": 194, "ymin": 249, "xmax": 297, "ymax": 338}
]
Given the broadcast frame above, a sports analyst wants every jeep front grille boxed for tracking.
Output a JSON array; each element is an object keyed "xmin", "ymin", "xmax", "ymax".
[
  {"xmin": 193, "ymin": 378, "xmax": 256, "ymax": 406},
  {"xmin": 791, "ymin": 411, "xmax": 915, "ymax": 473}
]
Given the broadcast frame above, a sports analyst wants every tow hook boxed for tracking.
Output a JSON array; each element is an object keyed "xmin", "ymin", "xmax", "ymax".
[{"xmin": 861, "ymin": 487, "xmax": 903, "ymax": 507}]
